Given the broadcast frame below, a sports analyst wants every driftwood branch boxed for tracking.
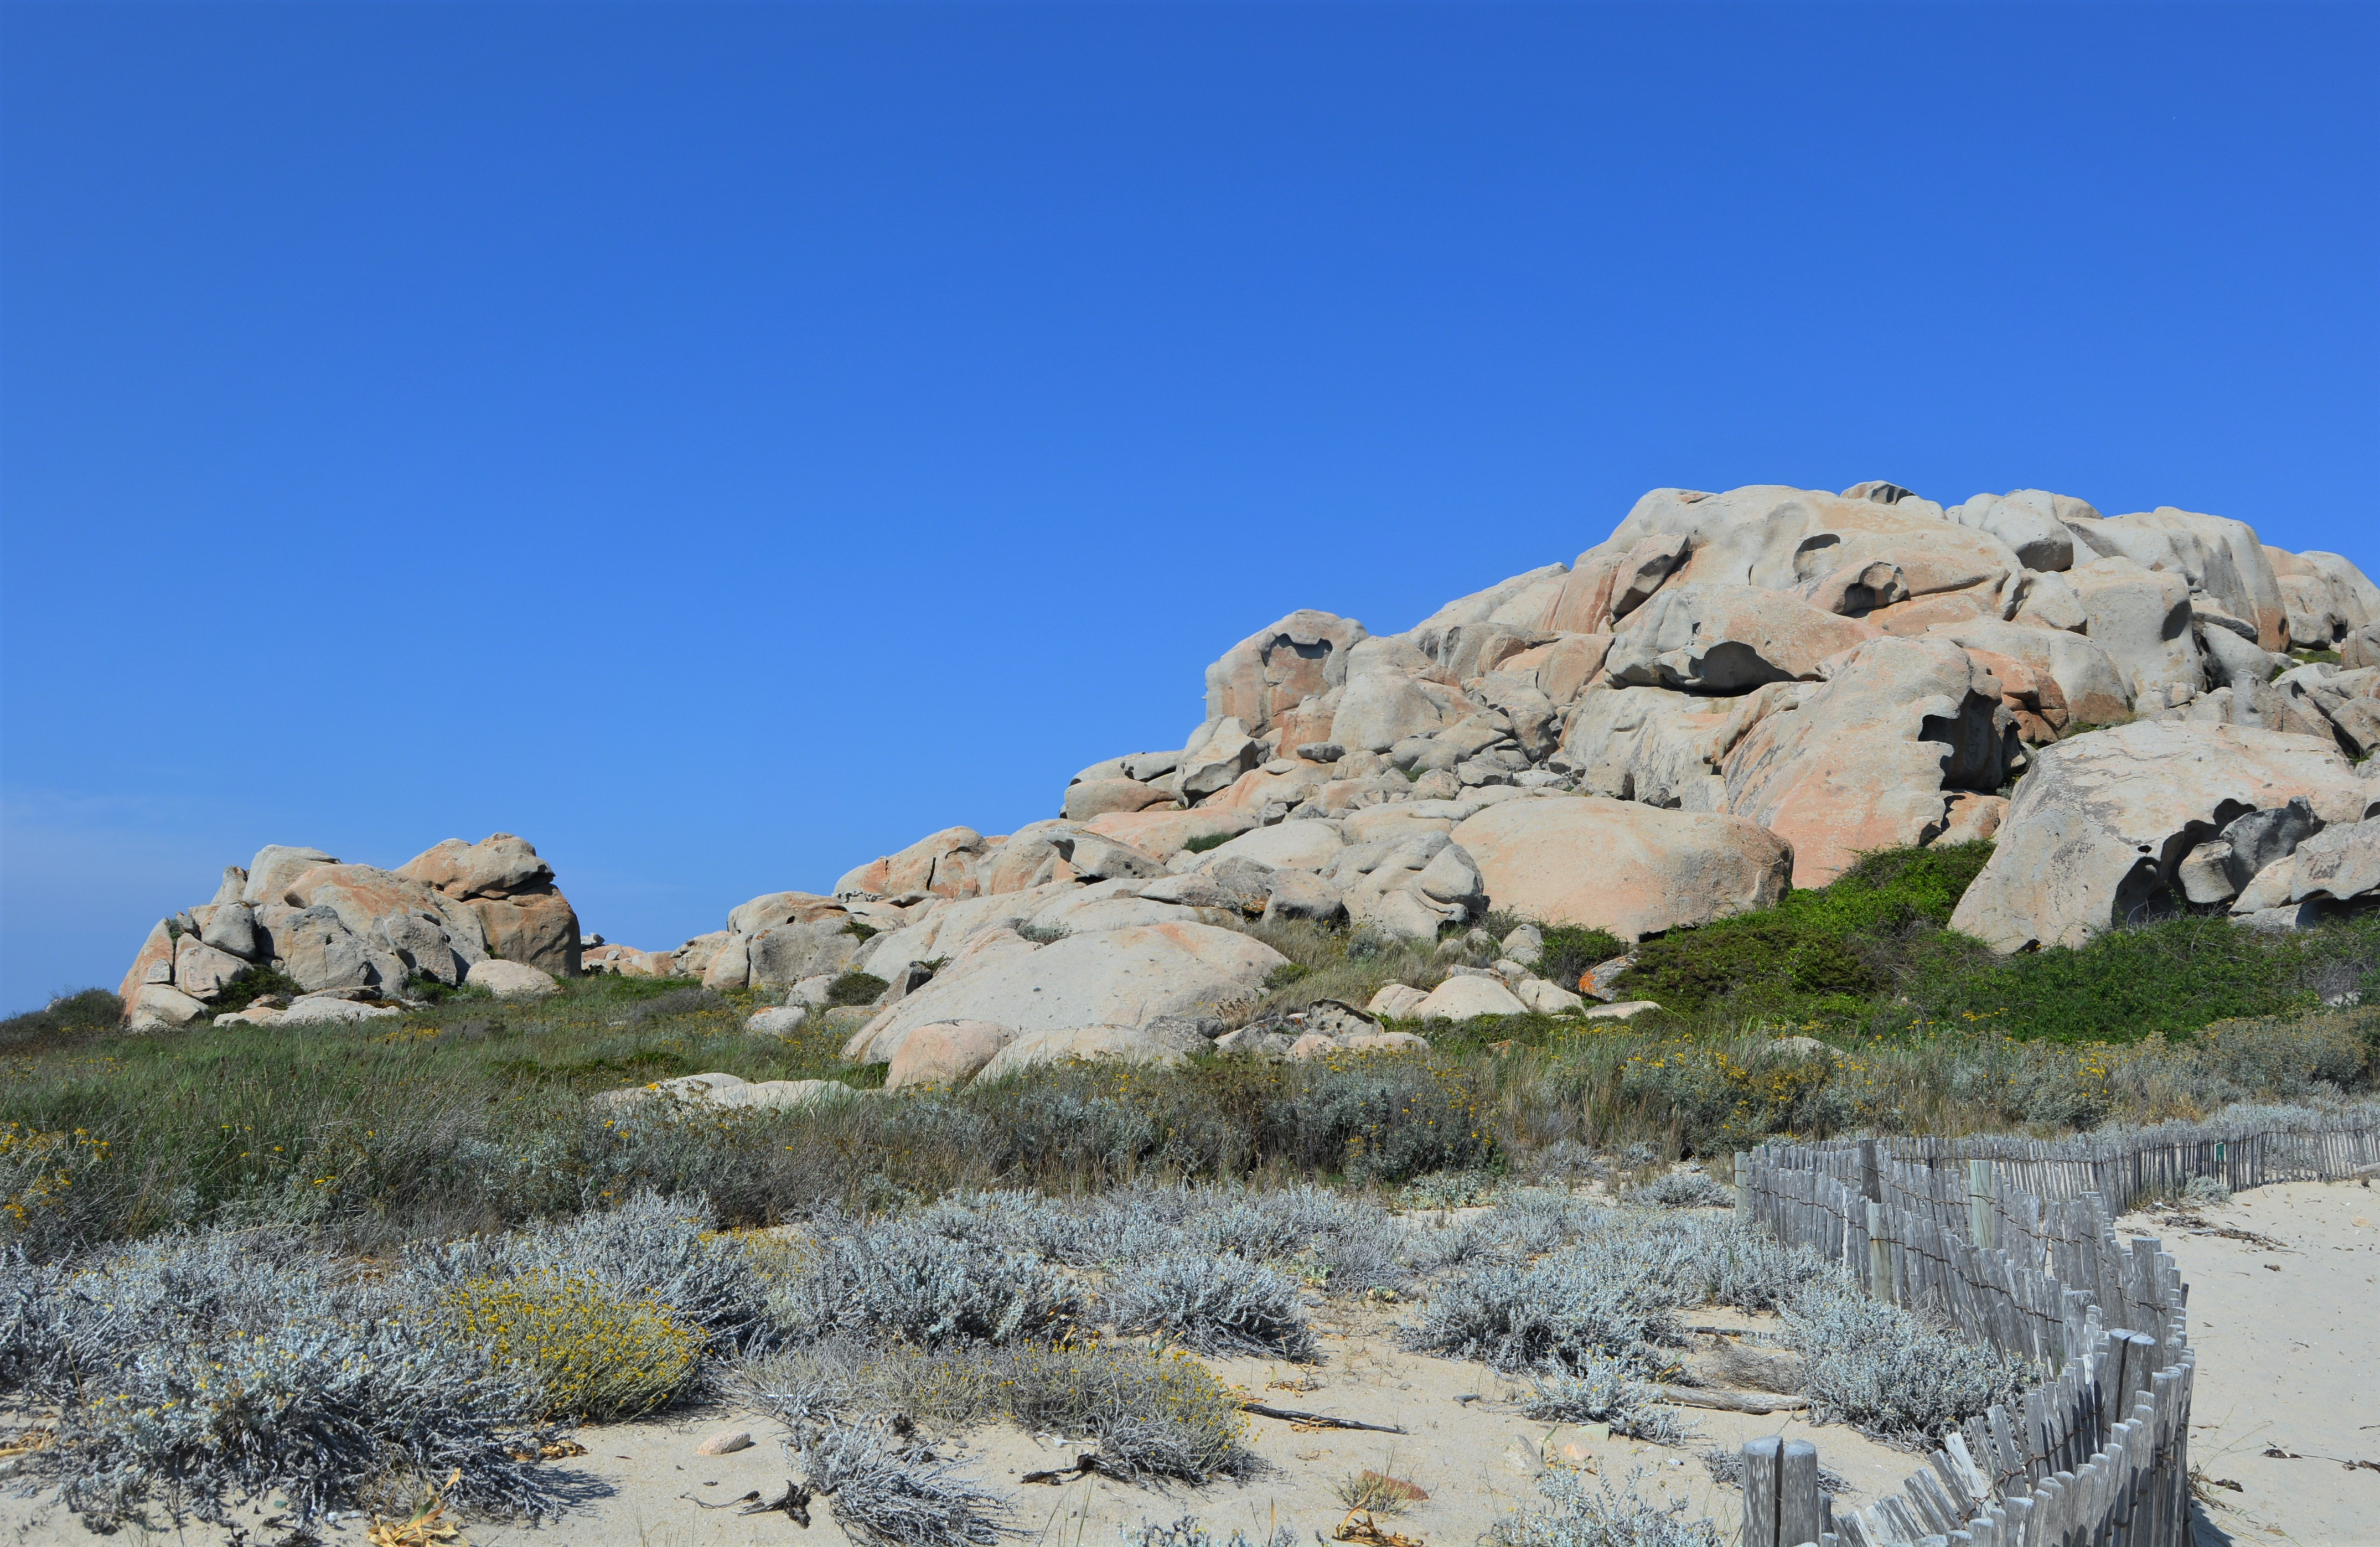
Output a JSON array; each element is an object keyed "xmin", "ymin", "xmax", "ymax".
[
  {"xmin": 1238, "ymin": 1401, "xmax": 1408, "ymax": 1434},
  {"xmin": 1647, "ymin": 1384, "xmax": 1808, "ymax": 1414}
]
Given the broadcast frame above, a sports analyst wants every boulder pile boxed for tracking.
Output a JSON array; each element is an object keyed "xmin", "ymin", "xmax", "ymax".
[
  {"xmin": 116, "ymin": 483, "xmax": 2380, "ymax": 1071},
  {"xmin": 117, "ymin": 834, "xmax": 580, "ymax": 1030}
]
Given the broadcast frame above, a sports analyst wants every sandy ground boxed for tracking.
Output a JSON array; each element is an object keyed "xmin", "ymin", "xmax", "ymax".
[
  {"xmin": 2113, "ymin": 1178, "xmax": 2380, "ymax": 1547},
  {"xmin": 1, "ymin": 1300, "xmax": 1922, "ymax": 1547},
  {"xmin": 11, "ymin": 1183, "xmax": 2372, "ymax": 1547}
]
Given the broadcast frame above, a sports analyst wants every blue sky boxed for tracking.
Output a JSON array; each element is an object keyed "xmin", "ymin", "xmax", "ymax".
[{"xmin": 3, "ymin": 2, "xmax": 2375, "ymax": 1012}]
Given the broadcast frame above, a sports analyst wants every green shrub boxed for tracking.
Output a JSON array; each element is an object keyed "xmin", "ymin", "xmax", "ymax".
[
  {"xmin": 826, "ymin": 971, "xmax": 890, "ymax": 1007},
  {"xmin": 0, "ymin": 989, "xmax": 122, "ymax": 1054},
  {"xmin": 1536, "ymin": 925, "xmax": 1630, "ymax": 993},
  {"xmin": 205, "ymin": 966, "xmax": 308, "ymax": 1016},
  {"xmin": 1183, "ymin": 832, "xmax": 1234, "ymax": 854},
  {"xmin": 1614, "ymin": 842, "xmax": 1994, "ymax": 1016}
]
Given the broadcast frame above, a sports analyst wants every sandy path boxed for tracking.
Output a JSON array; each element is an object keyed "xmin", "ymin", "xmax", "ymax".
[{"xmin": 2115, "ymin": 1179, "xmax": 2380, "ymax": 1547}]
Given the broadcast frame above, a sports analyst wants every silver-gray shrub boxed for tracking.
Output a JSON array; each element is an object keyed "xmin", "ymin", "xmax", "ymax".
[
  {"xmin": 1624, "ymin": 1171, "xmax": 1734, "ymax": 1210},
  {"xmin": 406, "ymin": 1188, "xmax": 775, "ymax": 1352},
  {"xmin": 1108, "ymin": 1253, "xmax": 1317, "ymax": 1360},
  {"xmin": 1124, "ymin": 1519, "xmax": 1298, "ymax": 1547},
  {"xmin": 1403, "ymin": 1248, "xmax": 1679, "ymax": 1374},
  {"xmin": 1782, "ymin": 1286, "xmax": 2032, "ymax": 1440},
  {"xmin": 1494, "ymin": 1466, "xmax": 1723, "ymax": 1547},
  {"xmin": 784, "ymin": 1218, "xmax": 1082, "ymax": 1347},
  {"xmin": 1520, "ymin": 1355, "xmax": 1694, "ymax": 1445},
  {"xmin": 796, "ymin": 1420, "xmax": 1015, "ymax": 1547},
  {"xmin": 4, "ymin": 1232, "xmax": 577, "ymax": 1530}
]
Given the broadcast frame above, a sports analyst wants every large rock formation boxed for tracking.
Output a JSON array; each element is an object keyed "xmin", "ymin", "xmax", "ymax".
[
  {"xmin": 1949, "ymin": 722, "xmax": 2372, "ymax": 950},
  {"xmin": 117, "ymin": 834, "xmax": 582, "ymax": 1027},
  {"xmin": 111, "ymin": 480, "xmax": 2380, "ymax": 1047}
]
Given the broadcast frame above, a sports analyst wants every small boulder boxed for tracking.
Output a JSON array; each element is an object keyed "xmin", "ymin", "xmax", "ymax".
[
  {"xmin": 127, "ymin": 984, "xmax": 209, "ymax": 1032},
  {"xmin": 1263, "ymin": 868, "xmax": 1347, "ymax": 924},
  {"xmin": 1063, "ymin": 778, "xmax": 1177, "ymax": 822},
  {"xmin": 1452, "ymin": 798, "xmax": 1790, "ymax": 943},
  {"xmin": 974, "ymin": 1023, "xmax": 1199, "ymax": 1082},
  {"xmin": 1410, "ymin": 975, "xmax": 1528, "ymax": 1021},
  {"xmin": 747, "ymin": 1006, "xmax": 809, "ymax": 1035},
  {"xmin": 1367, "ymin": 982, "xmax": 1428, "ymax": 1019},
  {"xmin": 697, "ymin": 1430, "xmax": 754, "ymax": 1457},
  {"xmin": 1580, "ymin": 1000, "xmax": 1663, "ymax": 1022},
  {"xmin": 1516, "ymin": 979, "xmax": 1584, "ymax": 1015},
  {"xmin": 886, "ymin": 1020, "xmax": 1021, "ymax": 1089},
  {"xmin": 467, "ymin": 960, "xmax": 561, "ymax": 1000}
]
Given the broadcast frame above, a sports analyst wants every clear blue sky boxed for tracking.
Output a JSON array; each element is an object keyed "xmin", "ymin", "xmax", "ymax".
[{"xmin": 3, "ymin": 2, "xmax": 2376, "ymax": 1012}]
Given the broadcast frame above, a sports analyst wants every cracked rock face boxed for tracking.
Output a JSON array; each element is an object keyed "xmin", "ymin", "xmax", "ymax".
[{"xmin": 1949, "ymin": 721, "xmax": 2371, "ymax": 951}]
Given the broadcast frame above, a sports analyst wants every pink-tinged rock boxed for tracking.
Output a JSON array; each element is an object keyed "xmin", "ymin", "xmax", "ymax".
[
  {"xmin": 118, "ymin": 920, "xmax": 177, "ymax": 1015},
  {"xmin": 847, "ymin": 920, "xmax": 1284, "ymax": 1065},
  {"xmin": 172, "ymin": 935, "xmax": 251, "ymax": 1001},
  {"xmin": 696, "ymin": 1430, "xmax": 755, "ymax": 1457},
  {"xmin": 1329, "ymin": 670, "xmax": 1452, "ymax": 752},
  {"xmin": 1450, "ymin": 796, "xmax": 1791, "ymax": 943},
  {"xmin": 974, "ymin": 1022, "xmax": 1205, "ymax": 1081},
  {"xmin": 241, "ymin": 845, "xmax": 340, "ymax": 905},
  {"xmin": 726, "ymin": 891, "xmax": 847, "ymax": 935},
  {"xmin": 1950, "ymin": 720, "xmax": 2371, "ymax": 951},
  {"xmin": 2066, "ymin": 557, "xmax": 2203, "ymax": 706},
  {"xmin": 1722, "ymin": 637, "xmax": 2015, "ymax": 886},
  {"xmin": 1083, "ymin": 806, "xmax": 1261, "ymax": 857},
  {"xmin": 1202, "ymin": 760, "xmax": 1331, "ymax": 811},
  {"xmin": 1926, "ymin": 619, "xmax": 2133, "ymax": 731},
  {"xmin": 885, "ymin": 1020, "xmax": 1021, "ymax": 1090},
  {"xmin": 835, "ymin": 826, "xmax": 991, "ymax": 901},
  {"xmin": 1937, "ymin": 793, "xmax": 2008, "ymax": 846},
  {"xmin": 1606, "ymin": 485, "xmax": 2022, "ymax": 596},
  {"xmin": 1800, "ymin": 558, "xmax": 1910, "ymax": 617},
  {"xmin": 1064, "ymin": 778, "xmax": 1178, "ymax": 822},
  {"xmin": 2076, "ymin": 507, "xmax": 2287, "ymax": 652},
  {"xmin": 1204, "ymin": 610, "xmax": 1369, "ymax": 734},
  {"xmin": 1269, "ymin": 691, "xmax": 1343, "ymax": 755},
  {"xmin": 2268, "ymin": 547, "xmax": 2380, "ymax": 650},
  {"xmin": 701, "ymin": 934, "xmax": 750, "ymax": 991},
  {"xmin": 1500, "ymin": 633, "xmax": 1616, "ymax": 706},
  {"xmin": 1863, "ymin": 587, "xmax": 2002, "ymax": 638},
  {"xmin": 128, "ymin": 984, "xmax": 209, "ymax": 1032},
  {"xmin": 469, "ymin": 890, "xmax": 582, "ymax": 977},
  {"xmin": 396, "ymin": 834, "xmax": 554, "ymax": 899},
  {"xmin": 1605, "ymin": 585, "xmax": 1880, "ymax": 693}
]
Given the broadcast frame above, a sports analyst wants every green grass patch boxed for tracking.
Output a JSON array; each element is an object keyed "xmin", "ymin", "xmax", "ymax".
[{"xmin": 1183, "ymin": 832, "xmax": 1234, "ymax": 855}]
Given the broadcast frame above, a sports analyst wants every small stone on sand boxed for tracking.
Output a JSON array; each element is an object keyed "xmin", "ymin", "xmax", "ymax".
[{"xmin": 696, "ymin": 1429, "xmax": 753, "ymax": 1456}]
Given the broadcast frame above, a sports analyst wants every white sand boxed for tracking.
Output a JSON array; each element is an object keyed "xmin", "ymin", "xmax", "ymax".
[{"xmin": 2114, "ymin": 1178, "xmax": 2380, "ymax": 1547}]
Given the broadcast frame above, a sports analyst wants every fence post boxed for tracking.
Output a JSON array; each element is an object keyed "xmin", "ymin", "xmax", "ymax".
[
  {"xmin": 1741, "ymin": 1436, "xmax": 1782, "ymax": 1547},
  {"xmin": 1781, "ymin": 1440, "xmax": 1822, "ymax": 1547},
  {"xmin": 1867, "ymin": 1201, "xmax": 1893, "ymax": 1305},
  {"xmin": 1736, "ymin": 1151, "xmax": 1751, "ymax": 1225},
  {"xmin": 1968, "ymin": 1158, "xmax": 1994, "ymax": 1251},
  {"xmin": 1858, "ymin": 1137, "xmax": 1881, "ymax": 1204}
]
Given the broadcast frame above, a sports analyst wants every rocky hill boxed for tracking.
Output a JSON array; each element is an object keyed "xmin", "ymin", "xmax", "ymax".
[{"xmin": 117, "ymin": 482, "xmax": 2380, "ymax": 1069}]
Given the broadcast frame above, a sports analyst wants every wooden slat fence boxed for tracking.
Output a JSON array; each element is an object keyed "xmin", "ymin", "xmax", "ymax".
[{"xmin": 1724, "ymin": 1111, "xmax": 2380, "ymax": 1547}]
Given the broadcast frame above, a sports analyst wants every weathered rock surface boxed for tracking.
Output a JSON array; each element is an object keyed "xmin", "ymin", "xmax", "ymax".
[
  {"xmin": 1950, "ymin": 722, "xmax": 2373, "ymax": 950},
  {"xmin": 845, "ymin": 920, "xmax": 1284, "ymax": 1065},
  {"xmin": 1451, "ymin": 796, "xmax": 1791, "ymax": 942},
  {"xmin": 1605, "ymin": 584, "xmax": 1879, "ymax": 692},
  {"xmin": 1722, "ymin": 637, "xmax": 2016, "ymax": 885},
  {"xmin": 467, "ymin": 959, "xmax": 561, "ymax": 1000},
  {"xmin": 885, "ymin": 1020, "xmax": 1020, "ymax": 1089}
]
